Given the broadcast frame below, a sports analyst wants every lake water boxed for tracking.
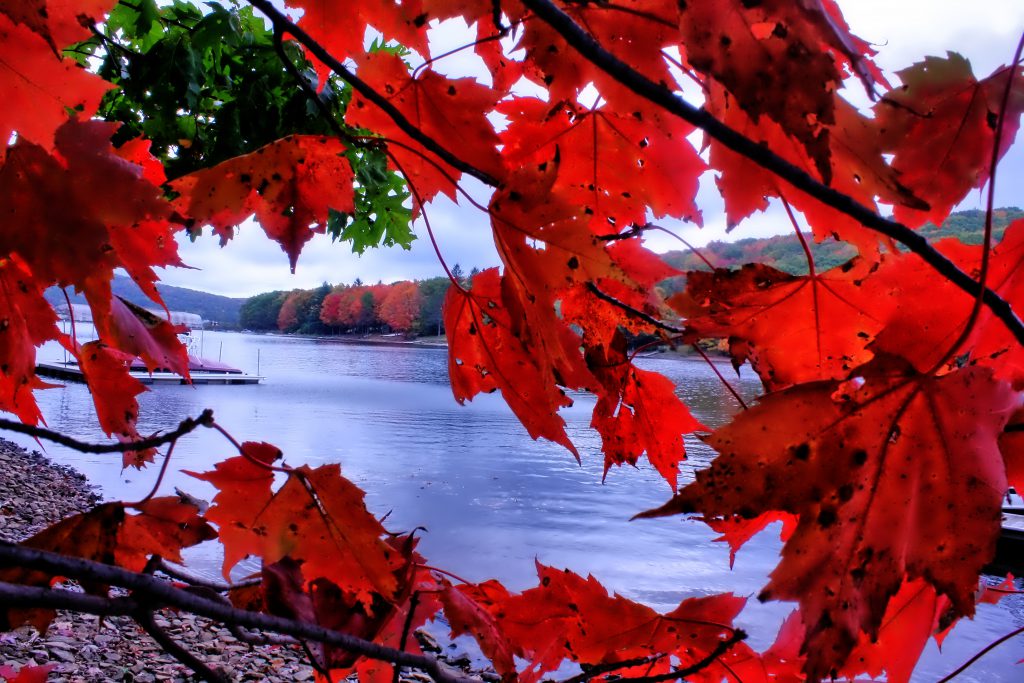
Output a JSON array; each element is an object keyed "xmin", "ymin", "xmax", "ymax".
[{"xmin": 11, "ymin": 330, "xmax": 1024, "ymax": 681}]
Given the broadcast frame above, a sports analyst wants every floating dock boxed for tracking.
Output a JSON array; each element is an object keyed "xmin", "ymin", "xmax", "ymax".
[{"xmin": 36, "ymin": 359, "xmax": 262, "ymax": 385}]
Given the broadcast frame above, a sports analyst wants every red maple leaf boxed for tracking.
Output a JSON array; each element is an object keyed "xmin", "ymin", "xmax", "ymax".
[
  {"xmin": 876, "ymin": 56, "xmax": 1024, "ymax": 228},
  {"xmin": 0, "ymin": 496, "xmax": 213, "ymax": 630},
  {"xmin": 448, "ymin": 562, "xmax": 747, "ymax": 683},
  {"xmin": 0, "ymin": 256, "xmax": 60, "ymax": 425},
  {"xmin": 172, "ymin": 135, "xmax": 355, "ymax": 272},
  {"xmin": 347, "ymin": 51, "xmax": 504, "ymax": 204},
  {"xmin": 444, "ymin": 269, "xmax": 582, "ymax": 455},
  {"xmin": 639, "ymin": 355, "xmax": 1017, "ymax": 678},
  {"xmin": 189, "ymin": 448, "xmax": 403, "ymax": 606},
  {"xmin": 286, "ymin": 0, "xmax": 430, "ymax": 87},
  {"xmin": 0, "ymin": 15, "xmax": 111, "ymax": 151},
  {"xmin": 675, "ymin": 260, "xmax": 883, "ymax": 389},
  {"xmin": 499, "ymin": 97, "xmax": 705, "ymax": 231}
]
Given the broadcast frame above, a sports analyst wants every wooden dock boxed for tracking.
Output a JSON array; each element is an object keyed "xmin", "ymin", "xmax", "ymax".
[
  {"xmin": 36, "ymin": 361, "xmax": 262, "ymax": 385},
  {"xmin": 1002, "ymin": 512, "xmax": 1024, "ymax": 541}
]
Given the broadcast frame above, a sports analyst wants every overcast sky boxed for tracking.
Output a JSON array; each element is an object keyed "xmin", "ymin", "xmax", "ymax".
[{"xmin": 157, "ymin": 0, "xmax": 1024, "ymax": 298}]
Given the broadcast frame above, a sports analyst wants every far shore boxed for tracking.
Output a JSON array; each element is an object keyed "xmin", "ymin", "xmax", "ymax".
[{"xmin": 237, "ymin": 330, "xmax": 735, "ymax": 362}]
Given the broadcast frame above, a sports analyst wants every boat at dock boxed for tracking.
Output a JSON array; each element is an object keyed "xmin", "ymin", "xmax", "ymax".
[
  {"xmin": 37, "ymin": 355, "xmax": 262, "ymax": 385},
  {"xmin": 990, "ymin": 489, "xmax": 1024, "ymax": 574}
]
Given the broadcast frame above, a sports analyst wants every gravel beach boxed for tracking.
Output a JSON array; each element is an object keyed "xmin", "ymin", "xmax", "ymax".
[{"xmin": 0, "ymin": 440, "xmax": 472, "ymax": 682}]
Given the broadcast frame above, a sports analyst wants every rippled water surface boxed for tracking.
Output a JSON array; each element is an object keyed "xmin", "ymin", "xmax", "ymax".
[{"xmin": 13, "ymin": 331, "xmax": 1023, "ymax": 681}]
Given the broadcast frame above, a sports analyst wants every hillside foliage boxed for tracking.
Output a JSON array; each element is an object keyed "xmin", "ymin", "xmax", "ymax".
[{"xmin": 0, "ymin": 1, "xmax": 1023, "ymax": 683}]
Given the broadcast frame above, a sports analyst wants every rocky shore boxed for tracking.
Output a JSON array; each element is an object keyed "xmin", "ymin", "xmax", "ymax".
[{"xmin": 0, "ymin": 440, "xmax": 476, "ymax": 682}]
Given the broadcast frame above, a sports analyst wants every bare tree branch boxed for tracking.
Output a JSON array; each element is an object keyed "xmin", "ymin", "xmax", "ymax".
[
  {"xmin": 0, "ymin": 543, "xmax": 477, "ymax": 683},
  {"xmin": 0, "ymin": 409, "xmax": 214, "ymax": 454},
  {"xmin": 0, "ymin": 581, "xmax": 139, "ymax": 616},
  {"xmin": 518, "ymin": 0, "xmax": 1024, "ymax": 347}
]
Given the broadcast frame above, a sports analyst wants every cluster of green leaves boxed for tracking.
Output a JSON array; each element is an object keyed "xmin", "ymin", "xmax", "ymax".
[
  {"xmin": 238, "ymin": 289, "xmax": 288, "ymax": 330},
  {"xmin": 329, "ymin": 147, "xmax": 414, "ymax": 255},
  {"xmin": 70, "ymin": 0, "xmax": 412, "ymax": 253}
]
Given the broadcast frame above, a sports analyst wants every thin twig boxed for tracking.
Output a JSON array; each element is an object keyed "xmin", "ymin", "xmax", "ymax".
[
  {"xmin": 130, "ymin": 439, "xmax": 178, "ymax": 507},
  {"xmin": 585, "ymin": 282, "xmax": 684, "ymax": 334},
  {"xmin": 599, "ymin": 223, "xmax": 716, "ymax": 270},
  {"xmin": 518, "ymin": 0, "xmax": 1024, "ymax": 347},
  {"xmin": 210, "ymin": 421, "xmax": 290, "ymax": 473},
  {"xmin": 779, "ymin": 194, "xmax": 817, "ymax": 278},
  {"xmin": 691, "ymin": 344, "xmax": 748, "ymax": 410},
  {"xmin": 936, "ymin": 625, "xmax": 1024, "ymax": 683},
  {"xmin": 0, "ymin": 409, "xmax": 214, "ymax": 454},
  {"xmin": 135, "ymin": 610, "xmax": 230, "ymax": 683},
  {"xmin": 613, "ymin": 630, "xmax": 746, "ymax": 683},
  {"xmin": 273, "ymin": 26, "xmax": 351, "ymax": 142},
  {"xmin": 559, "ymin": 654, "xmax": 665, "ymax": 683},
  {"xmin": 384, "ymin": 152, "xmax": 467, "ymax": 293},
  {"xmin": 394, "ymin": 591, "xmax": 422, "ymax": 683}
]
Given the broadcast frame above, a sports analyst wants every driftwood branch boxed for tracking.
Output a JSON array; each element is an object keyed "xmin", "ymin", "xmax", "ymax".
[
  {"xmin": 0, "ymin": 543, "xmax": 476, "ymax": 683},
  {"xmin": 519, "ymin": 0, "xmax": 1024, "ymax": 347}
]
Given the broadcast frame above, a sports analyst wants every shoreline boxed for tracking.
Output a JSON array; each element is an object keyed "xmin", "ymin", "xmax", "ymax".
[
  {"xmin": 240, "ymin": 331, "xmax": 735, "ymax": 363},
  {"xmin": 0, "ymin": 440, "xmax": 475, "ymax": 682}
]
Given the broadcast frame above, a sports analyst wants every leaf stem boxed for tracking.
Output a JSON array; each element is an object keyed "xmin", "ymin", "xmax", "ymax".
[
  {"xmin": 929, "ymin": 31, "xmax": 1024, "ymax": 374},
  {"xmin": 129, "ymin": 439, "xmax": 178, "ymax": 507},
  {"xmin": 690, "ymin": 344, "xmax": 748, "ymax": 411}
]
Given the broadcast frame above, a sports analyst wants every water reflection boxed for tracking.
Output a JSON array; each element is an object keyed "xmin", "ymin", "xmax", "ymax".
[{"xmin": 10, "ymin": 333, "xmax": 1022, "ymax": 680}]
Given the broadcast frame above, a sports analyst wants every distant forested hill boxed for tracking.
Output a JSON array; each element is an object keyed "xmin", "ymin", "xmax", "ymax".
[
  {"xmin": 660, "ymin": 207, "xmax": 1024, "ymax": 279},
  {"xmin": 45, "ymin": 274, "xmax": 246, "ymax": 326}
]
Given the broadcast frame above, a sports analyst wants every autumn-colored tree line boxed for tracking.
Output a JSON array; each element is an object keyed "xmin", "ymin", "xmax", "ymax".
[{"xmin": 240, "ymin": 268, "xmax": 480, "ymax": 336}]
